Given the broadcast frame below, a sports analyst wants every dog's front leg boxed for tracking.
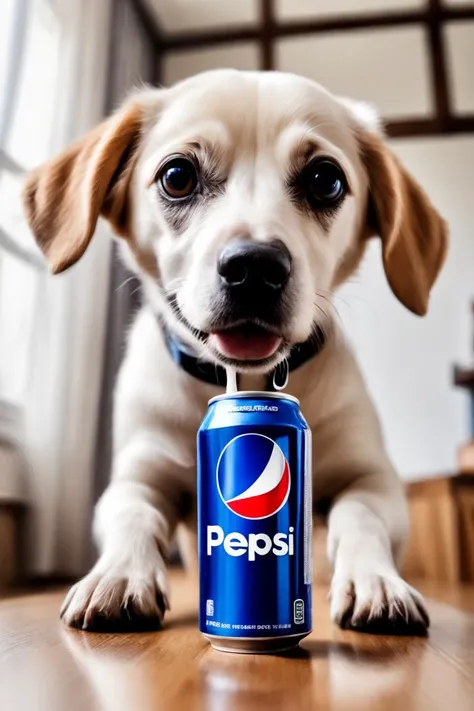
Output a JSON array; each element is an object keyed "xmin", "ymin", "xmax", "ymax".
[
  {"xmin": 60, "ymin": 444, "xmax": 186, "ymax": 631},
  {"xmin": 327, "ymin": 481, "xmax": 429, "ymax": 635}
]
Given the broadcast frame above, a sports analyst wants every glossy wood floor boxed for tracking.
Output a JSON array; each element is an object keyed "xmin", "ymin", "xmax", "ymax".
[{"xmin": 1, "ymin": 571, "xmax": 474, "ymax": 711}]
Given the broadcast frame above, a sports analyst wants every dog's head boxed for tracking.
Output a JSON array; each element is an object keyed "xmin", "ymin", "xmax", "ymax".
[{"xmin": 23, "ymin": 70, "xmax": 447, "ymax": 372}]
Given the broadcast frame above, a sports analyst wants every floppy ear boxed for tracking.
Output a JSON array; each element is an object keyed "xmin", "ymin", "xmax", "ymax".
[
  {"xmin": 359, "ymin": 130, "xmax": 448, "ymax": 316},
  {"xmin": 23, "ymin": 101, "xmax": 143, "ymax": 274}
]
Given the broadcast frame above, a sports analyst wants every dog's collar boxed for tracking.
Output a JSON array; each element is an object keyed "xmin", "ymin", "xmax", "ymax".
[{"xmin": 161, "ymin": 321, "xmax": 326, "ymax": 390}]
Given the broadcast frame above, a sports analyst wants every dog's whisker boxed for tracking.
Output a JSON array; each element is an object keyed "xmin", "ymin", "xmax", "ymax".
[
  {"xmin": 315, "ymin": 288, "xmax": 355, "ymax": 312},
  {"xmin": 115, "ymin": 275, "xmax": 137, "ymax": 293},
  {"xmin": 313, "ymin": 301, "xmax": 328, "ymax": 322},
  {"xmin": 314, "ymin": 294, "xmax": 343, "ymax": 326},
  {"xmin": 315, "ymin": 288, "xmax": 353, "ymax": 308},
  {"xmin": 166, "ymin": 292, "xmax": 207, "ymax": 344},
  {"xmin": 312, "ymin": 297, "xmax": 338, "ymax": 330}
]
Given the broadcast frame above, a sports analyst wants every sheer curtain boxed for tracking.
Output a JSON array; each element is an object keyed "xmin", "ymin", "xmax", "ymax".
[
  {"xmin": 1, "ymin": 0, "xmax": 158, "ymax": 578},
  {"xmin": 27, "ymin": 0, "xmax": 115, "ymax": 577},
  {"xmin": 0, "ymin": 0, "xmax": 113, "ymax": 577}
]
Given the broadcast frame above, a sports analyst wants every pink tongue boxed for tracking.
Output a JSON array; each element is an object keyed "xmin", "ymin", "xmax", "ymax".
[{"xmin": 212, "ymin": 330, "xmax": 282, "ymax": 361}]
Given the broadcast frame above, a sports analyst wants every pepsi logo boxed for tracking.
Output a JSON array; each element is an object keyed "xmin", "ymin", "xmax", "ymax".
[{"xmin": 216, "ymin": 433, "xmax": 290, "ymax": 519}]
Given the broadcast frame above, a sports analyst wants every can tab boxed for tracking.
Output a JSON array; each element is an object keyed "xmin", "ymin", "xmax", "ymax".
[
  {"xmin": 272, "ymin": 360, "xmax": 289, "ymax": 391},
  {"xmin": 225, "ymin": 367, "xmax": 238, "ymax": 394},
  {"xmin": 226, "ymin": 362, "xmax": 289, "ymax": 393}
]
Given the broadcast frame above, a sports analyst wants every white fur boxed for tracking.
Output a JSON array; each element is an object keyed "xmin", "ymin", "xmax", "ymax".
[{"xmin": 59, "ymin": 70, "xmax": 429, "ymax": 632}]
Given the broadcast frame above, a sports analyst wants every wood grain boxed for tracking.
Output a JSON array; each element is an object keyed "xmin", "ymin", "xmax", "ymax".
[
  {"xmin": 1, "ymin": 571, "xmax": 474, "ymax": 711},
  {"xmin": 0, "ymin": 506, "xmax": 19, "ymax": 592},
  {"xmin": 404, "ymin": 475, "xmax": 474, "ymax": 583},
  {"xmin": 404, "ymin": 479, "xmax": 461, "ymax": 583}
]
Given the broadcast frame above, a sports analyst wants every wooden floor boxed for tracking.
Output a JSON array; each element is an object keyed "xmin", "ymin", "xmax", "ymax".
[{"xmin": 1, "ymin": 572, "xmax": 474, "ymax": 711}]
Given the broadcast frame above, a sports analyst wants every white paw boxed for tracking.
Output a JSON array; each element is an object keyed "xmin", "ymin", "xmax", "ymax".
[
  {"xmin": 60, "ymin": 549, "xmax": 169, "ymax": 631},
  {"xmin": 330, "ymin": 570, "xmax": 429, "ymax": 635}
]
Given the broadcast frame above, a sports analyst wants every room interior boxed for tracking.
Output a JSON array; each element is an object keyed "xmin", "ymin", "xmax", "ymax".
[{"xmin": 0, "ymin": 1, "xmax": 473, "ymax": 708}]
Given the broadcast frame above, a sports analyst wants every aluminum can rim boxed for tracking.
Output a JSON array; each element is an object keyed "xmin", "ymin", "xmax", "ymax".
[{"xmin": 208, "ymin": 390, "xmax": 300, "ymax": 406}]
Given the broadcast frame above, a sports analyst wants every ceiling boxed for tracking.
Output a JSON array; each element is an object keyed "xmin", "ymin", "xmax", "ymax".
[
  {"xmin": 144, "ymin": 0, "xmax": 429, "ymax": 35},
  {"xmin": 143, "ymin": 0, "xmax": 259, "ymax": 34}
]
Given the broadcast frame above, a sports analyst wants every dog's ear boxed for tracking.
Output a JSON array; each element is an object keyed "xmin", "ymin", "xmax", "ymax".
[
  {"xmin": 23, "ymin": 100, "xmax": 143, "ymax": 274},
  {"xmin": 359, "ymin": 128, "xmax": 448, "ymax": 316},
  {"xmin": 341, "ymin": 98, "xmax": 448, "ymax": 315}
]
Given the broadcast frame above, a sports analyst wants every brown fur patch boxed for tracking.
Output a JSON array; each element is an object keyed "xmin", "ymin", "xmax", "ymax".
[
  {"xmin": 358, "ymin": 131, "xmax": 448, "ymax": 316},
  {"xmin": 23, "ymin": 102, "xmax": 144, "ymax": 273}
]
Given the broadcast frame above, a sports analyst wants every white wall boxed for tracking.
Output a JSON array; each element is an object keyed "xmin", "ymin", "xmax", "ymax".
[
  {"xmin": 164, "ymin": 43, "xmax": 260, "ymax": 86},
  {"xmin": 161, "ymin": 14, "xmax": 474, "ymax": 480},
  {"xmin": 276, "ymin": 27, "xmax": 432, "ymax": 118},
  {"xmin": 338, "ymin": 136, "xmax": 474, "ymax": 479}
]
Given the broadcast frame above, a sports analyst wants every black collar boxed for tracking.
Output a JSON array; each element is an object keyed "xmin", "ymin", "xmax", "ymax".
[{"xmin": 162, "ymin": 323, "xmax": 326, "ymax": 390}]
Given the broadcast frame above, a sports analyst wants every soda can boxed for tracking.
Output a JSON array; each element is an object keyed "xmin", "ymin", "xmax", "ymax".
[{"xmin": 197, "ymin": 391, "xmax": 312, "ymax": 653}]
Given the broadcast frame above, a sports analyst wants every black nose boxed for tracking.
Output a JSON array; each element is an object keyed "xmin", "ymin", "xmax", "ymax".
[{"xmin": 217, "ymin": 240, "xmax": 292, "ymax": 293}]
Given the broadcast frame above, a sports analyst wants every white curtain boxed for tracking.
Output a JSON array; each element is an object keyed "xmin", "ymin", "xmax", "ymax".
[
  {"xmin": 0, "ymin": 0, "xmax": 157, "ymax": 577},
  {"xmin": 22, "ymin": 0, "xmax": 113, "ymax": 576}
]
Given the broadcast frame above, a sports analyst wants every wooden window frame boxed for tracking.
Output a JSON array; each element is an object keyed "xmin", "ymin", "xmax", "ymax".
[{"xmin": 131, "ymin": 0, "xmax": 474, "ymax": 139}]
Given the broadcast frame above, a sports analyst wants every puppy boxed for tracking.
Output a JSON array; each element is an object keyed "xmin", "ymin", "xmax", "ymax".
[{"xmin": 23, "ymin": 70, "xmax": 447, "ymax": 634}]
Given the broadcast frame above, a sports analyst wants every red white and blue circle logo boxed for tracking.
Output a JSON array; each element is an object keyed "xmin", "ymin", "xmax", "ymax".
[{"xmin": 216, "ymin": 433, "xmax": 291, "ymax": 519}]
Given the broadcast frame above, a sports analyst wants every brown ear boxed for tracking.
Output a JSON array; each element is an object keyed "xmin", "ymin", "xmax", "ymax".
[
  {"xmin": 23, "ymin": 102, "xmax": 143, "ymax": 273},
  {"xmin": 360, "ymin": 131, "xmax": 448, "ymax": 316}
]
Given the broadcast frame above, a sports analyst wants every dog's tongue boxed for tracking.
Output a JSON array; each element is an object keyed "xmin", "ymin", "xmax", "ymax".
[{"xmin": 212, "ymin": 326, "xmax": 282, "ymax": 361}]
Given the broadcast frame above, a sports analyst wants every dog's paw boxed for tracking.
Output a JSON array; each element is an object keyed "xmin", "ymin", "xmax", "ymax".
[
  {"xmin": 330, "ymin": 572, "xmax": 429, "ymax": 636},
  {"xmin": 60, "ymin": 556, "xmax": 169, "ymax": 632}
]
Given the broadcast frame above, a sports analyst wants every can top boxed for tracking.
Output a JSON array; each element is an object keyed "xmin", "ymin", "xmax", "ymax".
[{"xmin": 208, "ymin": 390, "xmax": 300, "ymax": 406}]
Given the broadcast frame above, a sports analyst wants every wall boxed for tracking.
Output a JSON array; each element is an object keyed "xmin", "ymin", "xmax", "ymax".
[
  {"xmin": 160, "ymin": 9, "xmax": 474, "ymax": 479},
  {"xmin": 338, "ymin": 136, "xmax": 474, "ymax": 478},
  {"xmin": 94, "ymin": 0, "xmax": 157, "ymax": 506}
]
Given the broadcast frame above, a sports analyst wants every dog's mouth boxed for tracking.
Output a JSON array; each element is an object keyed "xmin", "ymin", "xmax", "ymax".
[
  {"xmin": 166, "ymin": 293, "xmax": 287, "ymax": 366},
  {"xmin": 209, "ymin": 323, "xmax": 283, "ymax": 362}
]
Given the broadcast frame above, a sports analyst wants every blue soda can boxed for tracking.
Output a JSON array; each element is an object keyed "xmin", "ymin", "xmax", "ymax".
[{"xmin": 197, "ymin": 391, "xmax": 312, "ymax": 653}]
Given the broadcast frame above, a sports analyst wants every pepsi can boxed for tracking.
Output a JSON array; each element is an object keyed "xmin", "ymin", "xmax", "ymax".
[{"xmin": 197, "ymin": 391, "xmax": 312, "ymax": 653}]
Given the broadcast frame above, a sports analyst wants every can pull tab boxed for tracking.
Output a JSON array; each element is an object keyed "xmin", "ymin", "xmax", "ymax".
[
  {"xmin": 272, "ymin": 359, "xmax": 289, "ymax": 391},
  {"xmin": 225, "ymin": 366, "xmax": 238, "ymax": 394}
]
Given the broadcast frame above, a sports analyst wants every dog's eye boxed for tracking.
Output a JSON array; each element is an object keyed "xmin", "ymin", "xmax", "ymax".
[
  {"xmin": 304, "ymin": 158, "xmax": 347, "ymax": 207},
  {"xmin": 158, "ymin": 158, "xmax": 198, "ymax": 199}
]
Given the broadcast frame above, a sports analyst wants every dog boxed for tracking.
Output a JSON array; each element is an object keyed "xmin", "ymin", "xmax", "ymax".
[{"xmin": 23, "ymin": 69, "xmax": 447, "ymax": 634}]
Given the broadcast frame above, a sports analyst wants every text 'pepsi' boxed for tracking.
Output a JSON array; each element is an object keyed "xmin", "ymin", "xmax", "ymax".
[
  {"xmin": 197, "ymin": 391, "xmax": 312, "ymax": 654},
  {"xmin": 207, "ymin": 525, "xmax": 295, "ymax": 559}
]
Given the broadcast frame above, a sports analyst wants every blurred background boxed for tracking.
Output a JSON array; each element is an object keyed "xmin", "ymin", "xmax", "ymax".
[{"xmin": 0, "ymin": 0, "xmax": 473, "ymax": 590}]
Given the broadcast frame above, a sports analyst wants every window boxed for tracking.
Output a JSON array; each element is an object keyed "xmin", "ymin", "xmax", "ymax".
[
  {"xmin": 0, "ymin": 0, "xmax": 116, "ymax": 576},
  {"xmin": 0, "ymin": 0, "xmax": 62, "ymax": 407}
]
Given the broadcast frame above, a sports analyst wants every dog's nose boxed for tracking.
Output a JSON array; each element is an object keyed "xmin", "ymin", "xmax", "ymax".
[{"xmin": 217, "ymin": 240, "xmax": 292, "ymax": 292}]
